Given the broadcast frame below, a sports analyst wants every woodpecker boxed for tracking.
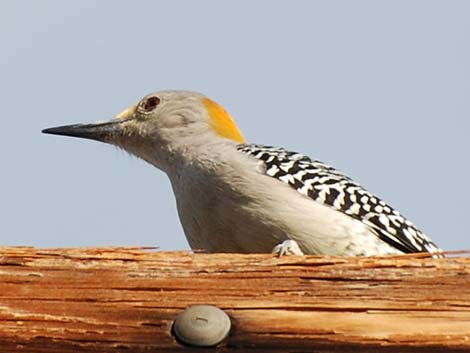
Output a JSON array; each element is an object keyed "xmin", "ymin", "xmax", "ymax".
[{"xmin": 43, "ymin": 90, "xmax": 442, "ymax": 256}]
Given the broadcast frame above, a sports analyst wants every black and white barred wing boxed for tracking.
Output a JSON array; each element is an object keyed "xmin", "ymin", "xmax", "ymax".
[{"xmin": 237, "ymin": 144, "xmax": 441, "ymax": 255}]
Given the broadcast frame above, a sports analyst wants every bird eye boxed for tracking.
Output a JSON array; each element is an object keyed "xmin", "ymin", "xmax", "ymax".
[{"xmin": 143, "ymin": 96, "xmax": 160, "ymax": 112}]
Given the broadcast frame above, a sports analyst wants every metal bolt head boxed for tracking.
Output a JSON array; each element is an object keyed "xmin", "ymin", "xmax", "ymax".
[{"xmin": 173, "ymin": 304, "xmax": 231, "ymax": 347}]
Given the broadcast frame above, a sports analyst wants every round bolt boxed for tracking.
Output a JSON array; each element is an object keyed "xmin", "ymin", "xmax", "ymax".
[{"xmin": 173, "ymin": 304, "xmax": 231, "ymax": 347}]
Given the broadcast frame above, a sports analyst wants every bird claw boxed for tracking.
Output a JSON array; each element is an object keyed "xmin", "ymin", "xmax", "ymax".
[{"xmin": 272, "ymin": 240, "xmax": 304, "ymax": 256}]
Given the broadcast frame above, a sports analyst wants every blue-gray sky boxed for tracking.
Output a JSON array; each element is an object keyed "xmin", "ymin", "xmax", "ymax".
[{"xmin": 1, "ymin": 1, "xmax": 468, "ymax": 251}]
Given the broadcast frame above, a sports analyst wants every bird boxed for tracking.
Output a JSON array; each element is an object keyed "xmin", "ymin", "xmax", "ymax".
[{"xmin": 42, "ymin": 90, "xmax": 442, "ymax": 256}]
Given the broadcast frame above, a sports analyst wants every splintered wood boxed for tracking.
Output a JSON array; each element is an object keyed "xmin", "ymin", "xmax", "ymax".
[{"xmin": 0, "ymin": 247, "xmax": 469, "ymax": 352}]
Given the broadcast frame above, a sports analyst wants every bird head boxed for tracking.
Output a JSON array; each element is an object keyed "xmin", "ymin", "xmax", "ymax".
[{"xmin": 42, "ymin": 90, "xmax": 245, "ymax": 170}]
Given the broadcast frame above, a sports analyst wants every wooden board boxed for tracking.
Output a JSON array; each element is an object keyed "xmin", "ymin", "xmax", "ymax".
[{"xmin": 0, "ymin": 247, "xmax": 469, "ymax": 352}]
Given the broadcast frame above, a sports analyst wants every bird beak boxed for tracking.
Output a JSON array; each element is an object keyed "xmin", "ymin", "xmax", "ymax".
[
  {"xmin": 42, "ymin": 120, "xmax": 125, "ymax": 142},
  {"xmin": 42, "ymin": 105, "xmax": 137, "ymax": 142}
]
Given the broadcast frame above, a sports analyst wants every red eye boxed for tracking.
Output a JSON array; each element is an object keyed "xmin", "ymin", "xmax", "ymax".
[{"xmin": 143, "ymin": 96, "xmax": 160, "ymax": 111}]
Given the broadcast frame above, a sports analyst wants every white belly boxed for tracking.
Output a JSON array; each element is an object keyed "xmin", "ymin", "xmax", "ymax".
[{"xmin": 169, "ymin": 155, "xmax": 401, "ymax": 256}]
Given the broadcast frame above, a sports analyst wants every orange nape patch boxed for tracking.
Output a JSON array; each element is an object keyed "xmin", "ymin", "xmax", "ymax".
[{"xmin": 202, "ymin": 98, "xmax": 245, "ymax": 143}]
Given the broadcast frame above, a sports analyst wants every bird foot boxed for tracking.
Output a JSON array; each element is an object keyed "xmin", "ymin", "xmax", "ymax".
[{"xmin": 272, "ymin": 240, "xmax": 304, "ymax": 256}]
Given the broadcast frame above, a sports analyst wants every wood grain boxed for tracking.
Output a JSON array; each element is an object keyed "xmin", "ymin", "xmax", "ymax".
[{"xmin": 0, "ymin": 247, "xmax": 469, "ymax": 352}]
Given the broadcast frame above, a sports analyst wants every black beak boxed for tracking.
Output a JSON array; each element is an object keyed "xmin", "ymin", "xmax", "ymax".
[{"xmin": 42, "ymin": 120, "xmax": 124, "ymax": 142}]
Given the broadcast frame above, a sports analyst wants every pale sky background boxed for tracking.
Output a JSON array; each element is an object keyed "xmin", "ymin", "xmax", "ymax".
[{"xmin": 1, "ymin": 1, "xmax": 468, "ymax": 251}]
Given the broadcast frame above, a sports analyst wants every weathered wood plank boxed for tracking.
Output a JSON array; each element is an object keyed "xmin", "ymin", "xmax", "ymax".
[{"xmin": 0, "ymin": 247, "xmax": 469, "ymax": 352}]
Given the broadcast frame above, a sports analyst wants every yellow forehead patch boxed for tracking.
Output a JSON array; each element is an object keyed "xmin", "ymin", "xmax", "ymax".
[
  {"xmin": 202, "ymin": 98, "xmax": 245, "ymax": 143},
  {"xmin": 115, "ymin": 104, "xmax": 137, "ymax": 121}
]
